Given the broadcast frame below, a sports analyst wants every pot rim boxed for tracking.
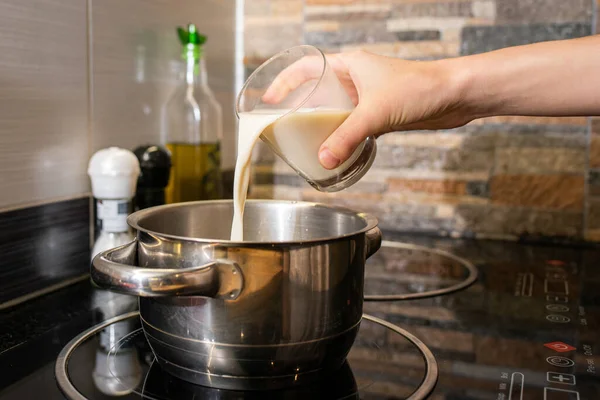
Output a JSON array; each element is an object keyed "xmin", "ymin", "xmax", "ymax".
[{"xmin": 127, "ymin": 199, "xmax": 379, "ymax": 245}]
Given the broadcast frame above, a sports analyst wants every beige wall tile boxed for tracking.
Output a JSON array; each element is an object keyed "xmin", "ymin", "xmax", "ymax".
[
  {"xmin": 305, "ymin": 20, "xmax": 342, "ymax": 32},
  {"xmin": 391, "ymin": 0, "xmax": 474, "ymax": 2},
  {"xmin": 244, "ymin": 0, "xmax": 270, "ymax": 16},
  {"xmin": 388, "ymin": 178, "xmax": 467, "ymax": 195},
  {"xmin": 491, "ymin": 174, "xmax": 585, "ymax": 211},
  {"xmin": 0, "ymin": 0, "xmax": 88, "ymax": 209},
  {"xmin": 369, "ymin": 167, "xmax": 491, "ymax": 182},
  {"xmin": 476, "ymin": 115, "xmax": 588, "ymax": 126},
  {"xmin": 307, "ymin": 0, "xmax": 358, "ymax": 4},
  {"xmin": 471, "ymin": 0, "xmax": 496, "ymax": 19},
  {"xmin": 341, "ymin": 40, "xmax": 459, "ymax": 58},
  {"xmin": 306, "ymin": 3, "xmax": 392, "ymax": 15},
  {"xmin": 495, "ymin": 148, "xmax": 586, "ymax": 174},
  {"xmin": 245, "ymin": 15, "xmax": 304, "ymax": 25},
  {"xmin": 386, "ymin": 16, "xmax": 467, "ymax": 31},
  {"xmin": 380, "ymin": 132, "xmax": 467, "ymax": 148},
  {"xmin": 244, "ymin": 22, "xmax": 303, "ymax": 60},
  {"xmin": 90, "ymin": 0, "xmax": 237, "ymax": 167},
  {"xmin": 271, "ymin": 0, "xmax": 304, "ymax": 16}
]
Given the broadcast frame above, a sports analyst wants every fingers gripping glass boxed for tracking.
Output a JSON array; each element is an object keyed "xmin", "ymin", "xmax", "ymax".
[{"xmin": 236, "ymin": 45, "xmax": 376, "ymax": 192}]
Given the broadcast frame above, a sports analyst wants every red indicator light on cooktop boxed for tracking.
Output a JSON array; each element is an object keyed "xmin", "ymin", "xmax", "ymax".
[{"xmin": 544, "ymin": 342, "xmax": 576, "ymax": 353}]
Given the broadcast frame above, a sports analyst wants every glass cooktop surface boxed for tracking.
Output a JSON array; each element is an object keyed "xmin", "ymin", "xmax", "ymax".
[{"xmin": 2, "ymin": 236, "xmax": 600, "ymax": 400}]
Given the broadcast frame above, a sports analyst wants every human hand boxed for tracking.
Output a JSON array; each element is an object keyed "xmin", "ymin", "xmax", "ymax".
[{"xmin": 263, "ymin": 51, "xmax": 472, "ymax": 169}]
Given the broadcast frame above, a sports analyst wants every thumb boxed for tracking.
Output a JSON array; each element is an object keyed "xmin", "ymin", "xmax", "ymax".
[{"xmin": 318, "ymin": 105, "xmax": 377, "ymax": 169}]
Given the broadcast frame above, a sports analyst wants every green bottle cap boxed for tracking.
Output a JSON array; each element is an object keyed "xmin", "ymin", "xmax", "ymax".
[{"xmin": 177, "ymin": 23, "xmax": 207, "ymax": 60}]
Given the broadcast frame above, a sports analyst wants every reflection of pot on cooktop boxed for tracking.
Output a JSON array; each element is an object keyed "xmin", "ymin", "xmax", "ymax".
[{"xmin": 142, "ymin": 359, "xmax": 359, "ymax": 400}]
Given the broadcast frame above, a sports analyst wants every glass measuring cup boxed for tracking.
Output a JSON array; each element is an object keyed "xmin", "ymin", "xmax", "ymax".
[{"xmin": 236, "ymin": 45, "xmax": 377, "ymax": 192}]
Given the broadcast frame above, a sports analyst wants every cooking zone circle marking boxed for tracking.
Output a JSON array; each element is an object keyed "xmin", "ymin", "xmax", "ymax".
[
  {"xmin": 364, "ymin": 241, "xmax": 478, "ymax": 301},
  {"xmin": 55, "ymin": 312, "xmax": 439, "ymax": 400}
]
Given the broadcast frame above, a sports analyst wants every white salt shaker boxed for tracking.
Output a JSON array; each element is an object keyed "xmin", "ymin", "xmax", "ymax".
[
  {"xmin": 88, "ymin": 147, "xmax": 142, "ymax": 395},
  {"xmin": 88, "ymin": 147, "xmax": 140, "ymax": 259}
]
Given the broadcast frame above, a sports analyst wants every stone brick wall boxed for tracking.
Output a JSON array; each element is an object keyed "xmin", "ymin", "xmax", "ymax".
[{"xmin": 244, "ymin": 0, "xmax": 598, "ymax": 241}]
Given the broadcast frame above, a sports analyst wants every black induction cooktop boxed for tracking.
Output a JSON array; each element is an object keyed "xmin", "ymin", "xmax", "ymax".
[{"xmin": 1, "ymin": 234, "xmax": 600, "ymax": 399}]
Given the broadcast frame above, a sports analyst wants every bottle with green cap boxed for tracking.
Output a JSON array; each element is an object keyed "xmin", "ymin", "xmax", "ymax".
[{"xmin": 162, "ymin": 23, "xmax": 223, "ymax": 203}]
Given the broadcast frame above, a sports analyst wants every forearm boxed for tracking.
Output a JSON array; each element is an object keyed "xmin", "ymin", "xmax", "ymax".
[{"xmin": 450, "ymin": 35, "xmax": 600, "ymax": 118}]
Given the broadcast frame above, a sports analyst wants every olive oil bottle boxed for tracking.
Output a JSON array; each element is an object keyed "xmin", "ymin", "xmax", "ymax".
[
  {"xmin": 165, "ymin": 142, "xmax": 221, "ymax": 202},
  {"xmin": 162, "ymin": 24, "xmax": 222, "ymax": 203}
]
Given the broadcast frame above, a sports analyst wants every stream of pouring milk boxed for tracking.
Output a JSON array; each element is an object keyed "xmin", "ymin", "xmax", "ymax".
[
  {"xmin": 230, "ymin": 109, "xmax": 352, "ymax": 241},
  {"xmin": 230, "ymin": 112, "xmax": 279, "ymax": 242}
]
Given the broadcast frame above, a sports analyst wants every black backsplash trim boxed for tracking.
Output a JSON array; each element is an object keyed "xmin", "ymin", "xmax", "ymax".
[{"xmin": 0, "ymin": 197, "xmax": 91, "ymax": 306}]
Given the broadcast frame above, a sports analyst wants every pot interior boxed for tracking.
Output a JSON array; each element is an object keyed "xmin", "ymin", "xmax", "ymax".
[{"xmin": 130, "ymin": 200, "xmax": 374, "ymax": 243}]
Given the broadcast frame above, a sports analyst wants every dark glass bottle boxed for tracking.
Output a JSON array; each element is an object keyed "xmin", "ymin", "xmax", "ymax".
[{"xmin": 133, "ymin": 145, "xmax": 171, "ymax": 210}]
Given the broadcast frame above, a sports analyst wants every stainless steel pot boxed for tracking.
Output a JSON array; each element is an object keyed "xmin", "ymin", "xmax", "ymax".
[{"xmin": 91, "ymin": 200, "xmax": 381, "ymax": 390}]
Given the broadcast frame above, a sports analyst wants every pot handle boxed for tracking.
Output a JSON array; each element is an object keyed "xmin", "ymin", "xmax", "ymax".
[
  {"xmin": 365, "ymin": 227, "xmax": 382, "ymax": 259},
  {"xmin": 91, "ymin": 240, "xmax": 243, "ymax": 298}
]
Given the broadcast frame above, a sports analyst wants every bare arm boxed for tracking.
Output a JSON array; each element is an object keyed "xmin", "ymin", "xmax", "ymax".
[
  {"xmin": 263, "ymin": 35, "xmax": 600, "ymax": 169},
  {"xmin": 454, "ymin": 35, "xmax": 600, "ymax": 119}
]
